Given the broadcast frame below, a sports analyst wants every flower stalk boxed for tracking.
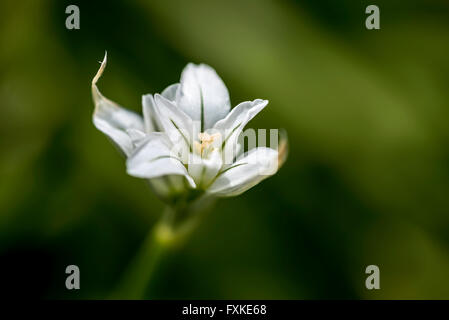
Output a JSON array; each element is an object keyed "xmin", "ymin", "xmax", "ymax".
[{"xmin": 112, "ymin": 195, "xmax": 215, "ymax": 299}]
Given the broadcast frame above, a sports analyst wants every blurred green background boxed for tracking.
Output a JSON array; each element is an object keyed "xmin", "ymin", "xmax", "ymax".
[{"xmin": 1, "ymin": 0, "xmax": 449, "ymax": 299}]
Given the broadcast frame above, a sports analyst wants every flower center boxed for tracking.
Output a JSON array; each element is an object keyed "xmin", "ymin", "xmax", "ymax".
[{"xmin": 194, "ymin": 132, "xmax": 221, "ymax": 157}]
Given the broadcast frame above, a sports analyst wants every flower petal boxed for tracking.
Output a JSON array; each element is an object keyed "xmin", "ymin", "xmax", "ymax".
[
  {"xmin": 154, "ymin": 94, "xmax": 198, "ymax": 157},
  {"xmin": 220, "ymin": 141, "xmax": 243, "ymax": 170},
  {"xmin": 188, "ymin": 149, "xmax": 223, "ymax": 188},
  {"xmin": 213, "ymin": 99, "xmax": 268, "ymax": 164},
  {"xmin": 142, "ymin": 94, "xmax": 159, "ymax": 133},
  {"xmin": 92, "ymin": 53, "xmax": 144, "ymax": 157},
  {"xmin": 126, "ymin": 133, "xmax": 196, "ymax": 188},
  {"xmin": 161, "ymin": 83, "xmax": 179, "ymax": 101},
  {"xmin": 126, "ymin": 128, "xmax": 146, "ymax": 147},
  {"xmin": 207, "ymin": 147, "xmax": 278, "ymax": 197},
  {"xmin": 176, "ymin": 63, "xmax": 230, "ymax": 130},
  {"xmin": 142, "ymin": 84, "xmax": 179, "ymax": 133}
]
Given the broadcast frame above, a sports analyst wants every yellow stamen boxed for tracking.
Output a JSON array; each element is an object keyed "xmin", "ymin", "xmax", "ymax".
[{"xmin": 196, "ymin": 132, "xmax": 221, "ymax": 156}]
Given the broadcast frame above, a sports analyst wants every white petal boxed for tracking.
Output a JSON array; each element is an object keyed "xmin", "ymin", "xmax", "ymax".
[
  {"xmin": 161, "ymin": 83, "xmax": 179, "ymax": 101},
  {"xmin": 142, "ymin": 94, "xmax": 160, "ymax": 133},
  {"xmin": 92, "ymin": 53, "xmax": 144, "ymax": 156},
  {"xmin": 187, "ymin": 149, "xmax": 223, "ymax": 188},
  {"xmin": 221, "ymin": 141, "xmax": 243, "ymax": 170},
  {"xmin": 207, "ymin": 147, "xmax": 278, "ymax": 197},
  {"xmin": 154, "ymin": 94, "xmax": 198, "ymax": 156},
  {"xmin": 142, "ymin": 84, "xmax": 179, "ymax": 133},
  {"xmin": 176, "ymin": 63, "xmax": 230, "ymax": 130},
  {"xmin": 126, "ymin": 128, "xmax": 146, "ymax": 147},
  {"xmin": 213, "ymin": 99, "xmax": 268, "ymax": 164},
  {"xmin": 126, "ymin": 133, "xmax": 196, "ymax": 188}
]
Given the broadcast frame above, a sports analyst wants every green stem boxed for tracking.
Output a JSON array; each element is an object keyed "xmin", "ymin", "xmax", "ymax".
[
  {"xmin": 111, "ymin": 195, "xmax": 215, "ymax": 299},
  {"xmin": 110, "ymin": 207, "xmax": 174, "ymax": 299}
]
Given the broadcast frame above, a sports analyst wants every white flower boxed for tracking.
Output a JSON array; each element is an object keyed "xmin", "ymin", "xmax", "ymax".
[{"xmin": 92, "ymin": 53, "xmax": 287, "ymax": 201}]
